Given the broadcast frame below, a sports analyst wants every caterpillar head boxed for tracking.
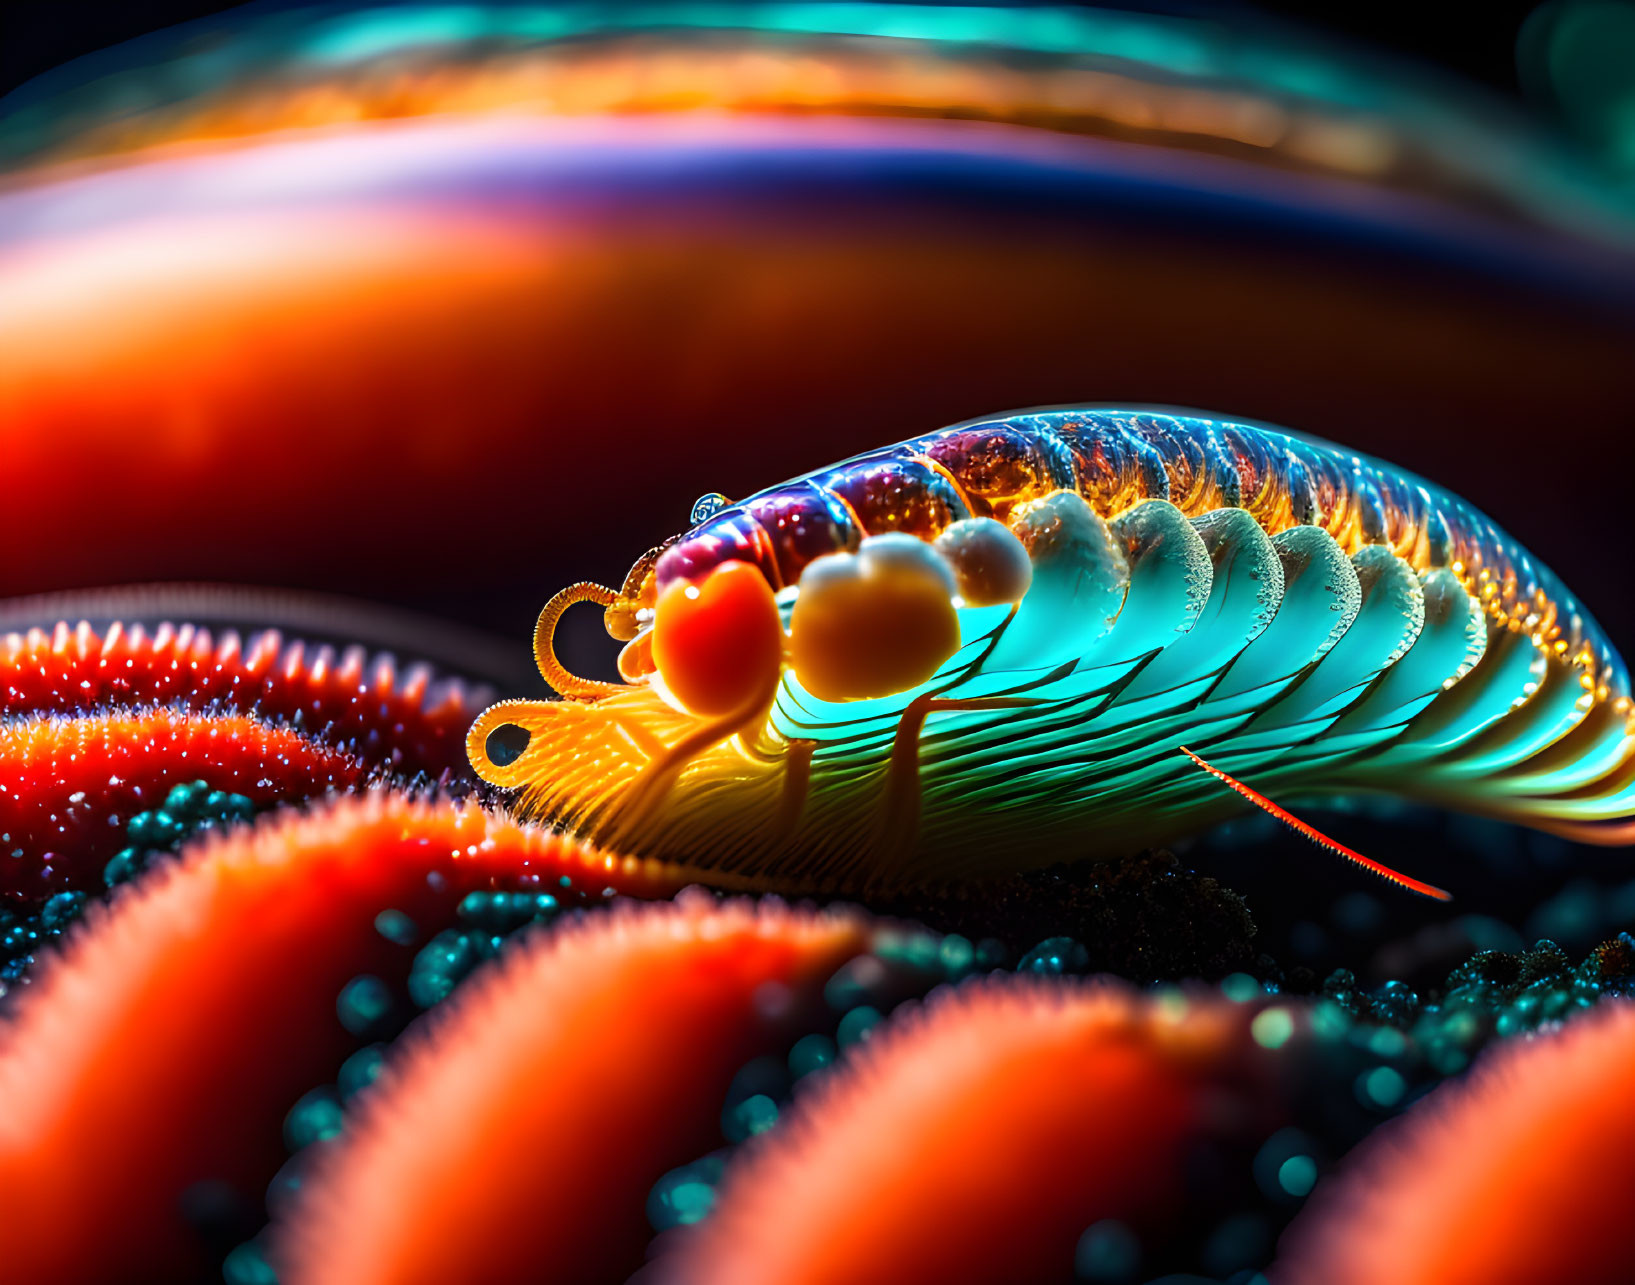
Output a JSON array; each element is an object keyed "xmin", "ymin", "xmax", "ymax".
[{"xmin": 466, "ymin": 514, "xmax": 1037, "ymax": 880}]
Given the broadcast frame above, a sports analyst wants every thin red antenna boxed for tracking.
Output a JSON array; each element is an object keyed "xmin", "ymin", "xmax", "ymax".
[{"xmin": 1179, "ymin": 745, "xmax": 1452, "ymax": 902}]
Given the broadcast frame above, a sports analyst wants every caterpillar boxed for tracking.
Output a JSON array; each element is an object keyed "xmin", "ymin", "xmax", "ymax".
[{"xmin": 469, "ymin": 408, "xmax": 1633, "ymax": 895}]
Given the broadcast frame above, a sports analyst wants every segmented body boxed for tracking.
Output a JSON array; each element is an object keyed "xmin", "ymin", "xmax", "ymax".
[
  {"xmin": 659, "ymin": 410, "xmax": 1620, "ymax": 701},
  {"xmin": 473, "ymin": 409, "xmax": 1634, "ymax": 890}
]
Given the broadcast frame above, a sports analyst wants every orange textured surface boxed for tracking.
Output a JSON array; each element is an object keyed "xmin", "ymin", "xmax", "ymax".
[
  {"xmin": 0, "ymin": 621, "xmax": 479, "ymax": 774},
  {"xmin": 282, "ymin": 894, "xmax": 876, "ymax": 1285},
  {"xmin": 0, "ymin": 794, "xmax": 665, "ymax": 1284},
  {"xmin": 1274, "ymin": 998, "xmax": 1635, "ymax": 1285},
  {"xmin": 0, "ymin": 708, "xmax": 367, "ymax": 899},
  {"xmin": 3, "ymin": 121, "xmax": 1630, "ymax": 607},
  {"xmin": 659, "ymin": 980, "xmax": 1272, "ymax": 1285}
]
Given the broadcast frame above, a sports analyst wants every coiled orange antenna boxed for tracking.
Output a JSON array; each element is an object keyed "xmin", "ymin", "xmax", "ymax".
[
  {"xmin": 530, "ymin": 544, "xmax": 673, "ymax": 699},
  {"xmin": 532, "ymin": 582, "xmax": 628, "ymax": 700}
]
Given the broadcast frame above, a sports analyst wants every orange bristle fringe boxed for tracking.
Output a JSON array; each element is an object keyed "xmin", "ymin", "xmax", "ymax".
[
  {"xmin": 1275, "ymin": 998, "xmax": 1635, "ymax": 1285},
  {"xmin": 0, "ymin": 621, "xmax": 481, "ymax": 774},
  {"xmin": 0, "ymin": 792, "xmax": 669, "ymax": 1283},
  {"xmin": 0, "ymin": 709, "xmax": 368, "ymax": 899},
  {"xmin": 279, "ymin": 894, "xmax": 878, "ymax": 1285},
  {"xmin": 654, "ymin": 978, "xmax": 1281, "ymax": 1285}
]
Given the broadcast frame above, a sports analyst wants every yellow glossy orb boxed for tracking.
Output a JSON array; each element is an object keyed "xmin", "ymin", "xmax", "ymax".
[{"xmin": 789, "ymin": 534, "xmax": 961, "ymax": 702}]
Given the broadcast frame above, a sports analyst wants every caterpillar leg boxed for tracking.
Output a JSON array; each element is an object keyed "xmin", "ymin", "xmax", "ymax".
[
  {"xmin": 768, "ymin": 738, "xmax": 818, "ymax": 842},
  {"xmin": 732, "ymin": 730, "xmax": 818, "ymax": 842},
  {"xmin": 877, "ymin": 695, "xmax": 1046, "ymax": 868},
  {"xmin": 600, "ymin": 682, "xmax": 780, "ymax": 852},
  {"xmin": 1178, "ymin": 746, "xmax": 1452, "ymax": 901}
]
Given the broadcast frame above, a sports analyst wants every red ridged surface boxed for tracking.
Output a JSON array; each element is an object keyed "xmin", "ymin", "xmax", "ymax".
[
  {"xmin": 281, "ymin": 895, "xmax": 878, "ymax": 1285},
  {"xmin": 658, "ymin": 980, "xmax": 1278, "ymax": 1285},
  {"xmin": 0, "ymin": 708, "xmax": 367, "ymax": 902},
  {"xmin": 1273, "ymin": 998, "xmax": 1635, "ymax": 1285},
  {"xmin": 0, "ymin": 793, "xmax": 676, "ymax": 1284},
  {"xmin": 1, "ymin": 621, "xmax": 478, "ymax": 774}
]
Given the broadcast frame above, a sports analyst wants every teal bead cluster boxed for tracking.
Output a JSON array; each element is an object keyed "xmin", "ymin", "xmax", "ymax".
[
  {"xmin": 0, "ymin": 890, "xmax": 85, "ymax": 989},
  {"xmin": 1018, "ymin": 935, "xmax": 1093, "ymax": 975},
  {"xmin": 647, "ymin": 927, "xmax": 993, "ymax": 1235},
  {"xmin": 641, "ymin": 926, "xmax": 1635, "ymax": 1268},
  {"xmin": 406, "ymin": 891, "xmax": 562, "ymax": 1008},
  {"xmin": 103, "ymin": 780, "xmax": 257, "ymax": 889},
  {"xmin": 224, "ymin": 883, "xmax": 576, "ymax": 1280},
  {"xmin": 647, "ymin": 1152, "xmax": 729, "ymax": 1231},
  {"xmin": 1310, "ymin": 935, "xmax": 1634, "ymax": 1077},
  {"xmin": 1, "ymin": 779, "xmax": 259, "ymax": 993}
]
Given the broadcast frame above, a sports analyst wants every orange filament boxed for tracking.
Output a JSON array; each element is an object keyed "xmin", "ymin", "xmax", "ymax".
[{"xmin": 1178, "ymin": 746, "xmax": 1452, "ymax": 901}]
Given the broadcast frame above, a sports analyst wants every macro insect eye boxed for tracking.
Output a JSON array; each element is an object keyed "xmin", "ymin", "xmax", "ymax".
[{"xmin": 485, "ymin": 723, "xmax": 532, "ymax": 768}]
